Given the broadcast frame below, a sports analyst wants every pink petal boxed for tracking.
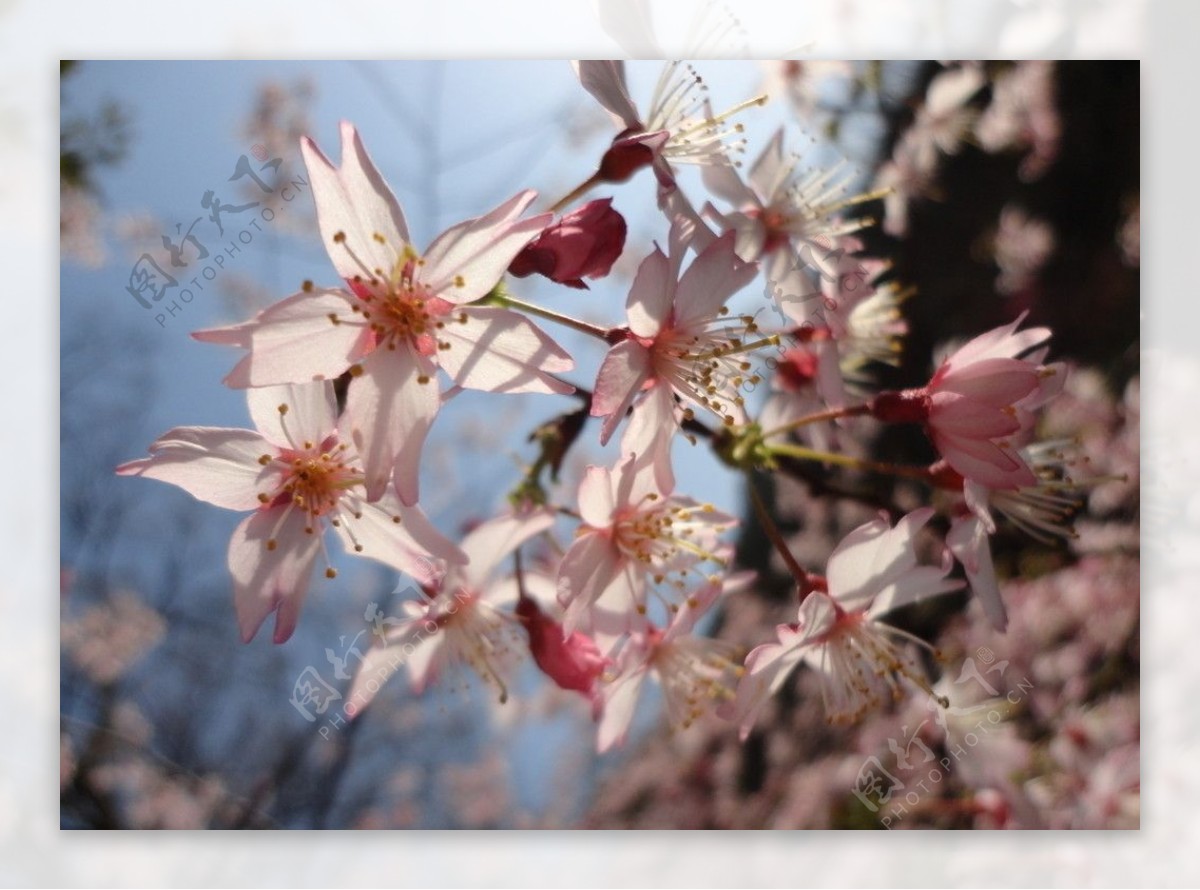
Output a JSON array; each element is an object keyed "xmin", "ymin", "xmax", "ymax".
[
  {"xmin": 625, "ymin": 246, "xmax": 674, "ymax": 339},
  {"xmin": 933, "ymin": 431, "xmax": 1036, "ymax": 489},
  {"xmin": 192, "ymin": 317, "xmax": 254, "ymax": 348},
  {"xmin": 458, "ymin": 508, "xmax": 556, "ymax": 591},
  {"xmin": 227, "ymin": 507, "xmax": 321, "ymax": 643},
  {"xmin": 421, "ymin": 191, "xmax": 550, "ymax": 303},
  {"xmin": 116, "ymin": 427, "xmax": 277, "ymax": 511},
  {"xmin": 558, "ymin": 532, "xmax": 637, "ymax": 636},
  {"xmin": 946, "ymin": 515, "xmax": 1008, "ymax": 631},
  {"xmin": 401, "ymin": 627, "xmax": 446, "ymax": 693},
  {"xmin": 302, "ymin": 121, "xmax": 411, "ymax": 282},
  {"xmin": 596, "ymin": 666, "xmax": 648, "ymax": 752},
  {"xmin": 748, "ymin": 128, "xmax": 791, "ymax": 201},
  {"xmin": 577, "ymin": 465, "xmax": 616, "ymax": 528},
  {"xmin": 246, "ymin": 382, "xmax": 338, "ymax": 452},
  {"xmin": 591, "ymin": 339, "xmax": 653, "ymax": 445},
  {"xmin": 345, "ymin": 346, "xmax": 440, "ymax": 504},
  {"xmin": 332, "ymin": 491, "xmax": 466, "ymax": 580},
  {"xmin": 929, "ymin": 393, "xmax": 1024, "ymax": 438},
  {"xmin": 934, "ymin": 357, "xmax": 1040, "ymax": 405},
  {"xmin": 823, "ymin": 515, "xmax": 894, "ymax": 609},
  {"xmin": 572, "ymin": 60, "xmax": 642, "ymax": 130},
  {"xmin": 620, "ymin": 383, "xmax": 678, "ymax": 494},
  {"xmin": 436, "ymin": 306, "xmax": 575, "ymax": 395},
  {"xmin": 673, "ymin": 231, "xmax": 758, "ymax": 327},
  {"xmin": 868, "ymin": 558, "xmax": 963, "ymax": 617},
  {"xmin": 701, "ymin": 158, "xmax": 757, "ymax": 209},
  {"xmin": 963, "ymin": 480, "xmax": 998, "ymax": 533},
  {"xmin": 661, "ymin": 188, "xmax": 718, "ymax": 256},
  {"xmin": 942, "ymin": 313, "xmax": 1050, "ymax": 369},
  {"xmin": 346, "ymin": 634, "xmax": 416, "ymax": 715},
  {"xmin": 223, "ymin": 289, "xmax": 368, "ymax": 388},
  {"xmin": 661, "ymin": 578, "xmax": 722, "ymax": 642}
]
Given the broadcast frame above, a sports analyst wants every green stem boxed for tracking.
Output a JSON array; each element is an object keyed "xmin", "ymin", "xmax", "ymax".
[
  {"xmin": 547, "ymin": 172, "xmax": 602, "ymax": 214},
  {"xmin": 758, "ymin": 403, "xmax": 870, "ymax": 440},
  {"xmin": 491, "ymin": 293, "xmax": 612, "ymax": 342},
  {"xmin": 766, "ymin": 443, "xmax": 932, "ymax": 481}
]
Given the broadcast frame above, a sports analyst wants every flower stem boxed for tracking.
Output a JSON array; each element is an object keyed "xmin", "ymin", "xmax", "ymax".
[
  {"xmin": 765, "ymin": 442, "xmax": 932, "ymax": 481},
  {"xmin": 547, "ymin": 173, "xmax": 602, "ymax": 214},
  {"xmin": 747, "ymin": 478, "xmax": 815, "ymax": 596},
  {"xmin": 758, "ymin": 403, "xmax": 871, "ymax": 440},
  {"xmin": 490, "ymin": 293, "xmax": 612, "ymax": 341}
]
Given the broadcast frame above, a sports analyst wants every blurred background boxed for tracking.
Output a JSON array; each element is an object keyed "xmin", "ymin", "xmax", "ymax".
[{"xmin": 60, "ymin": 59, "xmax": 1138, "ymax": 829}]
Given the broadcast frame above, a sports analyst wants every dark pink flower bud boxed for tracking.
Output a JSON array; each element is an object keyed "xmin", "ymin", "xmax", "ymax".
[
  {"xmin": 516, "ymin": 596, "xmax": 608, "ymax": 696},
  {"xmin": 509, "ymin": 198, "xmax": 627, "ymax": 289},
  {"xmin": 870, "ymin": 387, "xmax": 932, "ymax": 424}
]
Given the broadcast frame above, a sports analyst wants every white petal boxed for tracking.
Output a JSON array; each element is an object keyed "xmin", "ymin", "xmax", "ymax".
[
  {"xmin": 421, "ymin": 191, "xmax": 549, "ymax": 302},
  {"xmin": 625, "ymin": 246, "xmax": 674, "ymax": 339},
  {"xmin": 333, "ymin": 492, "xmax": 465, "ymax": 580},
  {"xmin": 458, "ymin": 508, "xmax": 556, "ymax": 591},
  {"xmin": 302, "ymin": 121, "xmax": 411, "ymax": 283},
  {"xmin": 228, "ymin": 289, "xmax": 368, "ymax": 387},
  {"xmin": 591, "ymin": 339, "xmax": 653, "ymax": 446},
  {"xmin": 345, "ymin": 346, "xmax": 440, "ymax": 504},
  {"xmin": 227, "ymin": 507, "xmax": 321, "ymax": 643},
  {"xmin": 246, "ymin": 382, "xmax": 338, "ymax": 451},
  {"xmin": 437, "ymin": 306, "xmax": 574, "ymax": 395},
  {"xmin": 116, "ymin": 427, "xmax": 277, "ymax": 512},
  {"xmin": 572, "ymin": 60, "xmax": 642, "ymax": 130}
]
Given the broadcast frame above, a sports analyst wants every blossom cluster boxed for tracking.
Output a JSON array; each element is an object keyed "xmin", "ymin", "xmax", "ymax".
[{"xmin": 117, "ymin": 60, "xmax": 1102, "ymax": 752}]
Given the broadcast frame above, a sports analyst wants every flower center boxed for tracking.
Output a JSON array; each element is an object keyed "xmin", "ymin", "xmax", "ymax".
[
  {"xmin": 611, "ymin": 495, "xmax": 728, "ymax": 600},
  {"xmin": 329, "ymin": 232, "xmax": 460, "ymax": 357},
  {"xmin": 655, "ymin": 310, "xmax": 779, "ymax": 425},
  {"xmin": 810, "ymin": 608, "xmax": 944, "ymax": 724},
  {"xmin": 273, "ymin": 444, "xmax": 360, "ymax": 519}
]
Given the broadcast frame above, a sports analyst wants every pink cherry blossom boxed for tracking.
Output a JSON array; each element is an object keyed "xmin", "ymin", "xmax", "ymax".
[
  {"xmin": 590, "ymin": 227, "xmax": 761, "ymax": 450},
  {"xmin": 725, "ymin": 508, "xmax": 962, "ymax": 735},
  {"xmin": 937, "ymin": 440, "xmax": 1094, "ymax": 631},
  {"xmin": 702, "ymin": 129, "xmax": 871, "ymax": 272},
  {"xmin": 348, "ymin": 509, "xmax": 555, "ymax": 708},
  {"xmin": 508, "ymin": 198, "xmax": 626, "ymax": 289},
  {"xmin": 116, "ymin": 382, "xmax": 465, "ymax": 644},
  {"xmin": 596, "ymin": 576, "xmax": 749, "ymax": 752},
  {"xmin": 871, "ymin": 313, "xmax": 1065, "ymax": 489},
  {"xmin": 194, "ymin": 122, "xmax": 574, "ymax": 506},
  {"xmin": 573, "ymin": 60, "xmax": 764, "ymax": 195},
  {"xmin": 556, "ymin": 454, "xmax": 736, "ymax": 643}
]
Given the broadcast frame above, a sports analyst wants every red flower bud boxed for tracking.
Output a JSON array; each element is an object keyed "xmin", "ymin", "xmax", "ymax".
[
  {"xmin": 508, "ymin": 198, "xmax": 627, "ymax": 289},
  {"xmin": 516, "ymin": 596, "xmax": 608, "ymax": 696}
]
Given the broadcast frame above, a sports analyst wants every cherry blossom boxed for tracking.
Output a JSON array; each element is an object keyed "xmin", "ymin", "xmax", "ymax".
[
  {"xmin": 937, "ymin": 440, "xmax": 1096, "ymax": 631},
  {"xmin": 349, "ymin": 509, "xmax": 556, "ymax": 707},
  {"xmin": 871, "ymin": 313, "xmax": 1065, "ymax": 489},
  {"xmin": 194, "ymin": 122, "xmax": 574, "ymax": 506},
  {"xmin": 726, "ymin": 508, "xmax": 962, "ymax": 734},
  {"xmin": 702, "ymin": 129, "xmax": 872, "ymax": 274},
  {"xmin": 557, "ymin": 454, "xmax": 736, "ymax": 643},
  {"xmin": 573, "ymin": 60, "xmax": 765, "ymax": 196},
  {"xmin": 597, "ymin": 576, "xmax": 749, "ymax": 751},
  {"xmin": 590, "ymin": 226, "xmax": 762, "ymax": 449},
  {"xmin": 116, "ymin": 382, "xmax": 464, "ymax": 644}
]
